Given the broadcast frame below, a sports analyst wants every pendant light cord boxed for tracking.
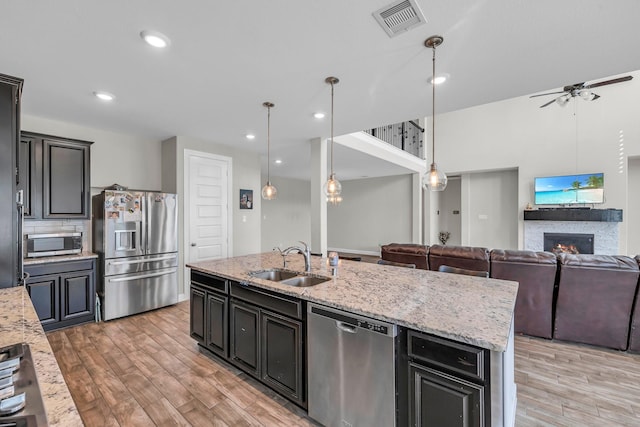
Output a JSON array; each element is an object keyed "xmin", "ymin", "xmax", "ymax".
[
  {"xmin": 330, "ymin": 80, "xmax": 335, "ymax": 176},
  {"xmin": 266, "ymin": 104, "xmax": 271, "ymax": 182},
  {"xmin": 431, "ymin": 43, "xmax": 436, "ymax": 165}
]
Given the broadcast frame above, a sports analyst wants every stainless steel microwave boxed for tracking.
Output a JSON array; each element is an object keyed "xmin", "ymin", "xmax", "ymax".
[{"xmin": 25, "ymin": 232, "xmax": 82, "ymax": 258}]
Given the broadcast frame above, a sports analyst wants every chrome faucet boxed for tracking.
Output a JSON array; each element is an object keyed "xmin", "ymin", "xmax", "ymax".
[{"xmin": 282, "ymin": 241, "xmax": 311, "ymax": 272}]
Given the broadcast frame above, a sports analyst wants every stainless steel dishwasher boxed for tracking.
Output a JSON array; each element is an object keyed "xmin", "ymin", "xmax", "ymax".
[{"xmin": 307, "ymin": 302, "xmax": 398, "ymax": 427}]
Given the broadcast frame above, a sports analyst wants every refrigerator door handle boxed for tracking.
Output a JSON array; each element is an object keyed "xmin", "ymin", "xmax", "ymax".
[
  {"xmin": 107, "ymin": 255, "xmax": 176, "ymax": 266},
  {"xmin": 108, "ymin": 269, "xmax": 176, "ymax": 283}
]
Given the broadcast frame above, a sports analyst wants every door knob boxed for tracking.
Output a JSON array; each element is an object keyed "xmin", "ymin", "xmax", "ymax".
[{"xmin": 191, "ymin": 243, "xmax": 196, "ymax": 247}]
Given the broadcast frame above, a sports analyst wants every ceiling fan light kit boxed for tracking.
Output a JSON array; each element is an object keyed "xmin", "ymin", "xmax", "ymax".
[
  {"xmin": 422, "ymin": 35, "xmax": 448, "ymax": 192},
  {"xmin": 531, "ymin": 75, "xmax": 633, "ymax": 108}
]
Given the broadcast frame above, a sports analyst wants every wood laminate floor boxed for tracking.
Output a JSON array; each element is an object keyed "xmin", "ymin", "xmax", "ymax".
[{"xmin": 47, "ymin": 302, "xmax": 640, "ymax": 426}]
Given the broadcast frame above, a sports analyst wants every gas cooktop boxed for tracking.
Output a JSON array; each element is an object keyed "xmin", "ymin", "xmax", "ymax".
[{"xmin": 0, "ymin": 343, "xmax": 47, "ymax": 426}]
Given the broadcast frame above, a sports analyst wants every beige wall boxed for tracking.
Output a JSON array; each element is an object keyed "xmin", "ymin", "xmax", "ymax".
[{"xmin": 328, "ymin": 175, "xmax": 413, "ymax": 254}]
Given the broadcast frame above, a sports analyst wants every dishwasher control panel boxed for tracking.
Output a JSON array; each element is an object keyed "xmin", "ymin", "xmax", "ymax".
[{"xmin": 309, "ymin": 304, "xmax": 395, "ymax": 336}]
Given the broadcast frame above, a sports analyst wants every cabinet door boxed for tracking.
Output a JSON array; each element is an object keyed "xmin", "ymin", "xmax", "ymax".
[
  {"xmin": 409, "ymin": 363, "xmax": 484, "ymax": 427},
  {"xmin": 229, "ymin": 300, "xmax": 260, "ymax": 376},
  {"xmin": 190, "ymin": 286, "xmax": 206, "ymax": 344},
  {"xmin": 18, "ymin": 136, "xmax": 37, "ymax": 218},
  {"xmin": 206, "ymin": 292, "xmax": 228, "ymax": 357},
  {"xmin": 261, "ymin": 311, "xmax": 304, "ymax": 405},
  {"xmin": 26, "ymin": 274, "xmax": 59, "ymax": 326},
  {"xmin": 60, "ymin": 270, "xmax": 95, "ymax": 321},
  {"xmin": 42, "ymin": 138, "xmax": 90, "ymax": 218}
]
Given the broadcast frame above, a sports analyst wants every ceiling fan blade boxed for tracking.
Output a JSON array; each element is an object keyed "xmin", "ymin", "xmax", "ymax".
[
  {"xmin": 539, "ymin": 98, "xmax": 558, "ymax": 108},
  {"xmin": 530, "ymin": 91, "xmax": 566, "ymax": 98},
  {"xmin": 585, "ymin": 75, "xmax": 633, "ymax": 89},
  {"xmin": 591, "ymin": 94, "xmax": 601, "ymax": 101}
]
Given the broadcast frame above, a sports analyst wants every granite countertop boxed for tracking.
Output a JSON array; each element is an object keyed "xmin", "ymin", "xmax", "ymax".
[
  {"xmin": 0, "ymin": 286, "xmax": 82, "ymax": 426},
  {"xmin": 188, "ymin": 252, "xmax": 518, "ymax": 352},
  {"xmin": 23, "ymin": 251, "xmax": 98, "ymax": 266}
]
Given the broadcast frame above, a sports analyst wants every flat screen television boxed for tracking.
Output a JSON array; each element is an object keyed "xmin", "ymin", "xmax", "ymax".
[{"xmin": 534, "ymin": 172, "xmax": 604, "ymax": 205}]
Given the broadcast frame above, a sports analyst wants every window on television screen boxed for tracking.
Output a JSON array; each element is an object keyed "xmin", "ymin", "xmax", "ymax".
[{"xmin": 534, "ymin": 173, "xmax": 604, "ymax": 205}]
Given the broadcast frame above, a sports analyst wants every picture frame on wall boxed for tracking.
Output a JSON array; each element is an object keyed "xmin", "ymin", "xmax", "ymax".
[{"xmin": 240, "ymin": 189, "xmax": 253, "ymax": 209}]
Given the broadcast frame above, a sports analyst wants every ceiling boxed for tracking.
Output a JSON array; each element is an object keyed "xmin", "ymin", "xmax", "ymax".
[{"xmin": 1, "ymin": 1, "xmax": 640, "ymax": 181}]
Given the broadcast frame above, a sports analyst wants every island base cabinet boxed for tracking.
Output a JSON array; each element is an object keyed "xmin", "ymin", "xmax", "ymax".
[
  {"xmin": 190, "ymin": 281, "xmax": 228, "ymax": 358},
  {"xmin": 261, "ymin": 311, "xmax": 303, "ymax": 404},
  {"xmin": 410, "ymin": 363, "xmax": 484, "ymax": 427},
  {"xmin": 229, "ymin": 300, "xmax": 260, "ymax": 376}
]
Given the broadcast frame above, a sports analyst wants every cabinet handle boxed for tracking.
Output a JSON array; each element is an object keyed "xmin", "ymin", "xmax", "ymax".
[{"xmin": 457, "ymin": 357, "xmax": 474, "ymax": 367}]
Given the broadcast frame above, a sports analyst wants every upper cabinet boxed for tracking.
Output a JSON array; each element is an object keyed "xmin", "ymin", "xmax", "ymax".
[{"xmin": 20, "ymin": 132, "xmax": 92, "ymax": 219}]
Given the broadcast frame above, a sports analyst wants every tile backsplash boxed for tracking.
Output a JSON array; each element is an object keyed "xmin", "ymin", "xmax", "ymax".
[{"xmin": 24, "ymin": 219, "xmax": 91, "ymax": 253}]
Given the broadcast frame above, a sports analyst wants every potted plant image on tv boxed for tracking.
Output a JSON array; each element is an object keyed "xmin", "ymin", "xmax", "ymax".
[{"xmin": 534, "ymin": 173, "xmax": 604, "ymax": 205}]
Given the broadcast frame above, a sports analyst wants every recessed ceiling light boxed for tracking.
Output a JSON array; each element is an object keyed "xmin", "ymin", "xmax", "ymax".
[
  {"xmin": 428, "ymin": 73, "xmax": 449, "ymax": 85},
  {"xmin": 246, "ymin": 134, "xmax": 256, "ymax": 140},
  {"xmin": 140, "ymin": 30, "xmax": 171, "ymax": 48},
  {"xmin": 94, "ymin": 91, "xmax": 115, "ymax": 101},
  {"xmin": 314, "ymin": 112, "xmax": 325, "ymax": 119},
  {"xmin": 274, "ymin": 159, "xmax": 282, "ymax": 164}
]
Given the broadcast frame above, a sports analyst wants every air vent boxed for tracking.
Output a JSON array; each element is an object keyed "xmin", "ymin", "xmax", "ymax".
[{"xmin": 373, "ymin": 0, "xmax": 426, "ymax": 38}]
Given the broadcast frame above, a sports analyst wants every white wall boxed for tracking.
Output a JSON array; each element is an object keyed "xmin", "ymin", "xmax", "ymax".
[
  {"xmin": 22, "ymin": 115, "xmax": 162, "ymax": 191},
  {"xmin": 437, "ymin": 178, "xmax": 461, "ymax": 245},
  {"xmin": 431, "ymin": 70, "xmax": 640, "ymax": 253},
  {"xmin": 260, "ymin": 176, "xmax": 311, "ymax": 252},
  {"xmin": 465, "ymin": 169, "xmax": 519, "ymax": 250},
  {"xmin": 328, "ymin": 175, "xmax": 413, "ymax": 254},
  {"xmin": 628, "ymin": 157, "xmax": 640, "ymax": 256}
]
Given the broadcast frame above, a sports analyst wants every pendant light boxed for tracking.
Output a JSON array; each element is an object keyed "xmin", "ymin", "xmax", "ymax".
[
  {"xmin": 261, "ymin": 101, "xmax": 277, "ymax": 200},
  {"xmin": 422, "ymin": 35, "xmax": 448, "ymax": 192},
  {"xmin": 323, "ymin": 76, "xmax": 342, "ymax": 205}
]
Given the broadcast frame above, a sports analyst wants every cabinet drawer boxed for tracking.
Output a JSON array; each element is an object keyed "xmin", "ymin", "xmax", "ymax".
[
  {"xmin": 191, "ymin": 271, "xmax": 228, "ymax": 294},
  {"xmin": 408, "ymin": 330, "xmax": 486, "ymax": 382},
  {"xmin": 231, "ymin": 283, "xmax": 302, "ymax": 320},
  {"xmin": 26, "ymin": 259, "xmax": 95, "ymax": 277}
]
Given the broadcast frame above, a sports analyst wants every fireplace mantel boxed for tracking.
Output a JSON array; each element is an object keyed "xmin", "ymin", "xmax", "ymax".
[{"xmin": 523, "ymin": 208, "xmax": 622, "ymax": 222}]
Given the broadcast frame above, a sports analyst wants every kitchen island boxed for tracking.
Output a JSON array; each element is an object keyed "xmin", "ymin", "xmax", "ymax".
[
  {"xmin": 188, "ymin": 252, "xmax": 518, "ymax": 426},
  {"xmin": 0, "ymin": 286, "xmax": 82, "ymax": 426}
]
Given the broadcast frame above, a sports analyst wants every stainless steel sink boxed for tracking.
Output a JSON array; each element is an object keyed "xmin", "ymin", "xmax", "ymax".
[
  {"xmin": 280, "ymin": 275, "xmax": 330, "ymax": 287},
  {"xmin": 249, "ymin": 269, "xmax": 298, "ymax": 281},
  {"xmin": 248, "ymin": 268, "xmax": 330, "ymax": 287}
]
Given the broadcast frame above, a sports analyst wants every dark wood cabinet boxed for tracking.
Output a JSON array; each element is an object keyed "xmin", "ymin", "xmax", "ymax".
[
  {"xmin": 25, "ymin": 274, "xmax": 59, "ymax": 327},
  {"xmin": 409, "ymin": 363, "xmax": 484, "ymax": 427},
  {"xmin": 19, "ymin": 132, "xmax": 92, "ymax": 220},
  {"xmin": 190, "ymin": 270, "xmax": 306, "ymax": 407},
  {"xmin": 230, "ymin": 300, "xmax": 260, "ymax": 376},
  {"xmin": 25, "ymin": 259, "xmax": 96, "ymax": 331},
  {"xmin": 406, "ymin": 330, "xmax": 489, "ymax": 427},
  {"xmin": 190, "ymin": 271, "xmax": 229, "ymax": 358},
  {"xmin": 0, "ymin": 74, "xmax": 23, "ymax": 289},
  {"xmin": 261, "ymin": 311, "xmax": 303, "ymax": 403},
  {"xmin": 190, "ymin": 286, "xmax": 206, "ymax": 344}
]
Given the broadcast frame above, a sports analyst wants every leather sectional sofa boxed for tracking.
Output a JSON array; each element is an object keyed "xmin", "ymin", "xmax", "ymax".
[{"xmin": 380, "ymin": 243, "xmax": 640, "ymax": 352}]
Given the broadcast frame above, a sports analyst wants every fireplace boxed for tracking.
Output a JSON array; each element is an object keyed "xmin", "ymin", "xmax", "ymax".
[{"xmin": 544, "ymin": 233, "xmax": 594, "ymax": 254}]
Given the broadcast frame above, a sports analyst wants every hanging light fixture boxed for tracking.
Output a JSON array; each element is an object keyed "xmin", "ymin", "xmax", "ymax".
[
  {"xmin": 422, "ymin": 35, "xmax": 448, "ymax": 192},
  {"xmin": 323, "ymin": 76, "xmax": 342, "ymax": 205},
  {"xmin": 261, "ymin": 101, "xmax": 277, "ymax": 200}
]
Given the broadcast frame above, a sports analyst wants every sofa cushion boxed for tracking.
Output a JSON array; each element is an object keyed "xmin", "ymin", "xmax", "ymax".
[
  {"xmin": 554, "ymin": 253, "xmax": 639, "ymax": 350},
  {"xmin": 490, "ymin": 249, "xmax": 557, "ymax": 339},
  {"xmin": 380, "ymin": 243, "xmax": 429, "ymax": 270},
  {"xmin": 428, "ymin": 245, "xmax": 490, "ymax": 273}
]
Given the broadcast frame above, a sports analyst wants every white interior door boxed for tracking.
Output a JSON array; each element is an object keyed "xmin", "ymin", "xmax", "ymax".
[{"xmin": 186, "ymin": 151, "xmax": 231, "ymax": 264}]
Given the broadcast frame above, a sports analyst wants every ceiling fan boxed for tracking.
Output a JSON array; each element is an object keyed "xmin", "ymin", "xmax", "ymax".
[{"xmin": 530, "ymin": 75, "xmax": 633, "ymax": 108}]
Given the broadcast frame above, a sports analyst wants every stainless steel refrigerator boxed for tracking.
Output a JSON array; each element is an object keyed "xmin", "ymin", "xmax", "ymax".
[{"xmin": 93, "ymin": 190, "xmax": 178, "ymax": 320}]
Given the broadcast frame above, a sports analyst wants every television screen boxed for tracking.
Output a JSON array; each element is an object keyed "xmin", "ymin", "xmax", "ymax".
[{"xmin": 534, "ymin": 173, "xmax": 604, "ymax": 205}]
